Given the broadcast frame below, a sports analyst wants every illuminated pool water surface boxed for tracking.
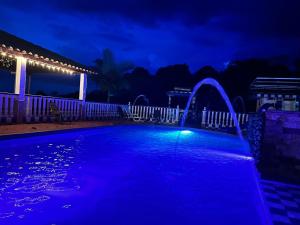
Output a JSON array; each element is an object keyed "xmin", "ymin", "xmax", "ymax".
[{"xmin": 0, "ymin": 125, "xmax": 270, "ymax": 225}]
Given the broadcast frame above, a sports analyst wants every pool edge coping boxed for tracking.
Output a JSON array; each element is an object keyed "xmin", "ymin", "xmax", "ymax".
[{"xmin": 0, "ymin": 124, "xmax": 117, "ymax": 140}]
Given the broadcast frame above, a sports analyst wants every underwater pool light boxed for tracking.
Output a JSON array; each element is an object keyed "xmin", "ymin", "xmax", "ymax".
[{"xmin": 180, "ymin": 130, "xmax": 193, "ymax": 135}]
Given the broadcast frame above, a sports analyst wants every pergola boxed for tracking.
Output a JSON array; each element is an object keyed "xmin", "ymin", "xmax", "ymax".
[
  {"xmin": 166, "ymin": 87, "xmax": 196, "ymax": 109},
  {"xmin": 0, "ymin": 29, "xmax": 96, "ymax": 121}
]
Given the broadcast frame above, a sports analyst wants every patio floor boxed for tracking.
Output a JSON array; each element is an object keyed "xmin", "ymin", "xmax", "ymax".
[
  {"xmin": 261, "ymin": 179, "xmax": 300, "ymax": 225},
  {"xmin": 0, "ymin": 121, "xmax": 120, "ymax": 136}
]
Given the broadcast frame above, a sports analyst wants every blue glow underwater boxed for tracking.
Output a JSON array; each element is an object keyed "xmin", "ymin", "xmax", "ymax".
[
  {"xmin": 180, "ymin": 130, "xmax": 193, "ymax": 135},
  {"xmin": 0, "ymin": 125, "xmax": 271, "ymax": 225}
]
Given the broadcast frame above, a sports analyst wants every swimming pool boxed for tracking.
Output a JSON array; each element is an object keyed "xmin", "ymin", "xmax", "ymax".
[{"xmin": 0, "ymin": 125, "xmax": 270, "ymax": 225}]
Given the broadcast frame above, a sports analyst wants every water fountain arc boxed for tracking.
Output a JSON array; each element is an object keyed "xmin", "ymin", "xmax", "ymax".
[
  {"xmin": 232, "ymin": 96, "xmax": 246, "ymax": 113},
  {"xmin": 133, "ymin": 94, "xmax": 149, "ymax": 106},
  {"xmin": 180, "ymin": 78, "xmax": 244, "ymax": 140}
]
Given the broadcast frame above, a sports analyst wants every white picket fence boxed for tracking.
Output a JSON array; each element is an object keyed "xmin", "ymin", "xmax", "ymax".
[
  {"xmin": 201, "ymin": 108, "xmax": 248, "ymax": 129},
  {"xmin": 85, "ymin": 102, "xmax": 122, "ymax": 119},
  {"xmin": 0, "ymin": 93, "xmax": 248, "ymax": 129},
  {"xmin": 0, "ymin": 93, "xmax": 18, "ymax": 122},
  {"xmin": 0, "ymin": 93, "xmax": 181, "ymax": 124},
  {"xmin": 128, "ymin": 104, "xmax": 180, "ymax": 124},
  {"xmin": 25, "ymin": 95, "xmax": 82, "ymax": 122}
]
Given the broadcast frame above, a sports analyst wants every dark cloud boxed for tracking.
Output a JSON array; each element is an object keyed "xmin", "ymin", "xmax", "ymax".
[
  {"xmin": 96, "ymin": 31, "xmax": 135, "ymax": 45},
  {"xmin": 48, "ymin": 24, "xmax": 79, "ymax": 41},
  {"xmin": 47, "ymin": 0, "xmax": 300, "ymax": 38},
  {"xmin": 213, "ymin": 1, "xmax": 300, "ymax": 38},
  {"xmin": 3, "ymin": 0, "xmax": 300, "ymax": 38},
  {"xmin": 50, "ymin": 0, "xmax": 231, "ymax": 26},
  {"xmin": 0, "ymin": 0, "xmax": 299, "ymax": 71}
]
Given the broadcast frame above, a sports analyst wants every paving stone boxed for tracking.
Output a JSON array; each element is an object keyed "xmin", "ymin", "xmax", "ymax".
[{"xmin": 261, "ymin": 179, "xmax": 300, "ymax": 225}]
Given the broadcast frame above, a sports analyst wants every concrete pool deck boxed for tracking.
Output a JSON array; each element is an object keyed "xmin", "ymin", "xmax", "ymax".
[{"xmin": 0, "ymin": 121, "xmax": 121, "ymax": 136}]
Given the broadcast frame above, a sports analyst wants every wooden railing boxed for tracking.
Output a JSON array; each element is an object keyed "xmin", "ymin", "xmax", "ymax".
[{"xmin": 201, "ymin": 108, "xmax": 248, "ymax": 129}]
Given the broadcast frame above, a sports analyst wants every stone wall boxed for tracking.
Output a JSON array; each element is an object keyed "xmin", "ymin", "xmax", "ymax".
[
  {"xmin": 247, "ymin": 110, "xmax": 300, "ymax": 183},
  {"xmin": 263, "ymin": 111, "xmax": 300, "ymax": 160},
  {"xmin": 255, "ymin": 111, "xmax": 300, "ymax": 184},
  {"xmin": 247, "ymin": 113, "xmax": 264, "ymax": 162}
]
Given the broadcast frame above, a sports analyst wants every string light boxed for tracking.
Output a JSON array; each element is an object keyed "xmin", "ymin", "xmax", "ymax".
[
  {"xmin": 0, "ymin": 55, "xmax": 14, "ymax": 68},
  {"xmin": 0, "ymin": 45, "xmax": 97, "ymax": 75}
]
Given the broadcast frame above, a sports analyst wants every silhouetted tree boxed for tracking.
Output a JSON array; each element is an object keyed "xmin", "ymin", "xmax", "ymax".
[
  {"xmin": 294, "ymin": 59, "xmax": 300, "ymax": 75},
  {"xmin": 35, "ymin": 90, "xmax": 47, "ymax": 96},
  {"xmin": 88, "ymin": 56, "xmax": 293, "ymax": 111},
  {"xmin": 124, "ymin": 67, "xmax": 153, "ymax": 103},
  {"xmin": 150, "ymin": 64, "xmax": 192, "ymax": 105},
  {"xmin": 155, "ymin": 64, "xmax": 192, "ymax": 89},
  {"xmin": 93, "ymin": 49, "xmax": 134, "ymax": 102},
  {"xmin": 193, "ymin": 65, "xmax": 219, "ymax": 83}
]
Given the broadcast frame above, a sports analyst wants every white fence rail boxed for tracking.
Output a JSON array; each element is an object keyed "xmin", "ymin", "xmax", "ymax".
[
  {"xmin": 0, "ymin": 93, "xmax": 18, "ymax": 123},
  {"xmin": 201, "ymin": 108, "xmax": 248, "ymax": 129},
  {"xmin": 0, "ymin": 93, "xmax": 179, "ymax": 124},
  {"xmin": 128, "ymin": 104, "xmax": 180, "ymax": 124},
  {"xmin": 85, "ymin": 102, "xmax": 122, "ymax": 119},
  {"xmin": 25, "ymin": 95, "xmax": 82, "ymax": 122},
  {"xmin": 0, "ymin": 93, "xmax": 247, "ymax": 129}
]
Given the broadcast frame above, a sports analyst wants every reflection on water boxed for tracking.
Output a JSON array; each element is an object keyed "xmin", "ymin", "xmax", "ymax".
[{"xmin": 0, "ymin": 139, "xmax": 83, "ymax": 222}]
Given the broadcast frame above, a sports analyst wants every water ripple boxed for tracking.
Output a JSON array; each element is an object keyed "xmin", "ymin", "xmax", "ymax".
[{"xmin": 0, "ymin": 141, "xmax": 81, "ymax": 222}]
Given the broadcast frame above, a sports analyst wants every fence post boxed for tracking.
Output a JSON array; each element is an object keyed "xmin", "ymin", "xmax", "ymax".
[
  {"xmin": 201, "ymin": 107, "xmax": 207, "ymax": 127},
  {"xmin": 128, "ymin": 102, "xmax": 131, "ymax": 115},
  {"xmin": 175, "ymin": 105, "xmax": 180, "ymax": 123},
  {"xmin": 80, "ymin": 101, "xmax": 86, "ymax": 120}
]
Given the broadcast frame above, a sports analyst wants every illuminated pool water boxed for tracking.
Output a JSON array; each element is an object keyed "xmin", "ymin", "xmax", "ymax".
[{"xmin": 0, "ymin": 125, "xmax": 270, "ymax": 225}]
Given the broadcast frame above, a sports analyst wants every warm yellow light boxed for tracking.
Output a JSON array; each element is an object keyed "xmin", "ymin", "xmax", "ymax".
[{"xmin": 1, "ymin": 45, "xmax": 92, "ymax": 74}]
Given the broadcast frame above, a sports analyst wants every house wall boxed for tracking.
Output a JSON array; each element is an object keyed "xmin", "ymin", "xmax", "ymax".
[{"xmin": 256, "ymin": 94, "xmax": 299, "ymax": 111}]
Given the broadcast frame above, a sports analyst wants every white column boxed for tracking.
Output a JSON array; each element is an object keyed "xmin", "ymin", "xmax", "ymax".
[
  {"xmin": 79, "ymin": 73, "xmax": 87, "ymax": 101},
  {"xmin": 79, "ymin": 73, "xmax": 87, "ymax": 120},
  {"xmin": 14, "ymin": 56, "xmax": 27, "ymax": 122},
  {"xmin": 15, "ymin": 57, "xmax": 27, "ymax": 101}
]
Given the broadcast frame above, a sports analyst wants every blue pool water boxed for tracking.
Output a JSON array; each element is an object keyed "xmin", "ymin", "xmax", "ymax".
[{"xmin": 0, "ymin": 125, "xmax": 270, "ymax": 225}]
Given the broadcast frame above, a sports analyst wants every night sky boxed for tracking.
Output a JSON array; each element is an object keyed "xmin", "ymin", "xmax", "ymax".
[{"xmin": 1, "ymin": 0, "xmax": 300, "ymax": 72}]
